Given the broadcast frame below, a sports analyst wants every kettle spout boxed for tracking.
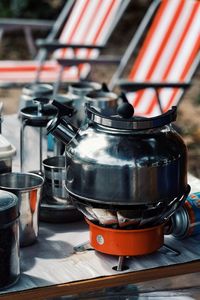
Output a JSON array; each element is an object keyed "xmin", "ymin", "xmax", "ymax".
[
  {"xmin": 47, "ymin": 116, "xmax": 78, "ymax": 145},
  {"xmin": 47, "ymin": 100, "xmax": 78, "ymax": 145}
]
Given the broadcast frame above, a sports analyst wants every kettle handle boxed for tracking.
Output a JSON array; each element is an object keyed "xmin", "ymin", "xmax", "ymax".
[{"xmin": 86, "ymin": 104, "xmax": 177, "ymax": 130}]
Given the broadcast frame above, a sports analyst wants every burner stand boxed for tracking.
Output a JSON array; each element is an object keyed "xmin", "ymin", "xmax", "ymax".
[
  {"xmin": 74, "ymin": 219, "xmax": 167, "ymax": 271},
  {"xmin": 86, "ymin": 219, "xmax": 164, "ymax": 256}
]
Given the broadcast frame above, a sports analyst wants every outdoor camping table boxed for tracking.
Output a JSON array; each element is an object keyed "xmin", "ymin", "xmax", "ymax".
[{"xmin": 0, "ymin": 114, "xmax": 200, "ymax": 300}]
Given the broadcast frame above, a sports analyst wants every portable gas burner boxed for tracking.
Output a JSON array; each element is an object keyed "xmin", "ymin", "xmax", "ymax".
[
  {"xmin": 74, "ymin": 217, "xmax": 183, "ymax": 271},
  {"xmin": 73, "ymin": 186, "xmax": 189, "ymax": 271},
  {"xmin": 86, "ymin": 219, "xmax": 164, "ymax": 257},
  {"xmin": 87, "ymin": 219, "xmax": 164, "ymax": 271}
]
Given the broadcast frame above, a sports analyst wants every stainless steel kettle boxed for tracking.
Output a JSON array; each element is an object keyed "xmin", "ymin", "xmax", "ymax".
[{"xmin": 47, "ymin": 100, "xmax": 190, "ymax": 227}]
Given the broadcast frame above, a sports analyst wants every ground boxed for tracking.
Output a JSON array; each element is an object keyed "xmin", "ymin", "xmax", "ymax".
[{"xmin": 0, "ymin": 0, "xmax": 199, "ymax": 178}]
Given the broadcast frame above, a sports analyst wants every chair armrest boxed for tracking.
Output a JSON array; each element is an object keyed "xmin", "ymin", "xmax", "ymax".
[
  {"xmin": 57, "ymin": 56, "xmax": 121, "ymax": 66},
  {"xmin": 117, "ymin": 80, "xmax": 191, "ymax": 91},
  {"xmin": 36, "ymin": 39, "xmax": 105, "ymax": 50},
  {"xmin": 0, "ymin": 18, "xmax": 53, "ymax": 30}
]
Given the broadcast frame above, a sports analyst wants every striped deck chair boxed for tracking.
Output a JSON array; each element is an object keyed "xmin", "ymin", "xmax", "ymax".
[
  {"xmin": 110, "ymin": 0, "xmax": 200, "ymax": 117},
  {"xmin": 0, "ymin": 0, "xmax": 129, "ymax": 86}
]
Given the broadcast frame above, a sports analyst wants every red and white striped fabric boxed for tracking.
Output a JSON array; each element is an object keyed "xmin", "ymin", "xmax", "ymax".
[
  {"xmin": 0, "ymin": 0, "xmax": 123, "ymax": 84},
  {"xmin": 126, "ymin": 0, "xmax": 200, "ymax": 117},
  {"xmin": 0, "ymin": 61, "xmax": 79, "ymax": 83}
]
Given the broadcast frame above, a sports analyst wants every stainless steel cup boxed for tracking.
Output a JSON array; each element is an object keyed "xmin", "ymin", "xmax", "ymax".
[
  {"xmin": 42, "ymin": 156, "xmax": 69, "ymax": 205},
  {"xmin": 0, "ymin": 172, "xmax": 44, "ymax": 247},
  {"xmin": 40, "ymin": 156, "xmax": 83, "ymax": 223},
  {"xmin": 67, "ymin": 81, "xmax": 102, "ymax": 127}
]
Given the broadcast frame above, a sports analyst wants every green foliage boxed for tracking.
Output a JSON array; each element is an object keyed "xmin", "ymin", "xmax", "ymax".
[{"xmin": 0, "ymin": 0, "xmax": 64, "ymax": 19}]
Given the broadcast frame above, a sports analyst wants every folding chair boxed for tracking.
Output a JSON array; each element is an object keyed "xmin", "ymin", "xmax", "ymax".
[
  {"xmin": 0, "ymin": 0, "xmax": 74, "ymax": 83},
  {"xmin": 110, "ymin": 0, "xmax": 200, "ymax": 117},
  {"xmin": 0, "ymin": 0, "xmax": 129, "ymax": 86}
]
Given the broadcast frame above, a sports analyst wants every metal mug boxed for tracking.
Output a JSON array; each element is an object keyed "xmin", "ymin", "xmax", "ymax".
[
  {"xmin": 42, "ymin": 156, "xmax": 70, "ymax": 205},
  {"xmin": 67, "ymin": 81, "xmax": 102, "ymax": 127},
  {"xmin": 0, "ymin": 172, "xmax": 44, "ymax": 247}
]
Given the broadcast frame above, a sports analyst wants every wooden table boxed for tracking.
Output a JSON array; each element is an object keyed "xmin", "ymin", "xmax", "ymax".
[{"xmin": 1, "ymin": 260, "xmax": 200, "ymax": 300}]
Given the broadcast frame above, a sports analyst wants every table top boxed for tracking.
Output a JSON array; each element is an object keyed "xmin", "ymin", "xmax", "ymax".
[
  {"xmin": 0, "ymin": 115, "xmax": 200, "ymax": 299},
  {"xmin": 0, "ymin": 174, "xmax": 198, "ymax": 300}
]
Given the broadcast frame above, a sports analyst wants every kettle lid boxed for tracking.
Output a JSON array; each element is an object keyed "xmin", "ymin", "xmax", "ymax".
[{"xmin": 86, "ymin": 103, "xmax": 177, "ymax": 130}]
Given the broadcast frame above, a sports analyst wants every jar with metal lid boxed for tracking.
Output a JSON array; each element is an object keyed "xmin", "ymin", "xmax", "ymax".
[{"xmin": 0, "ymin": 190, "xmax": 20, "ymax": 289}]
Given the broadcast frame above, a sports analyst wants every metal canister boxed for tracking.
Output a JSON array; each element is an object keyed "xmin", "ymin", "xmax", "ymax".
[
  {"xmin": 0, "ymin": 191, "xmax": 20, "ymax": 289},
  {"xmin": 170, "ymin": 192, "xmax": 200, "ymax": 239}
]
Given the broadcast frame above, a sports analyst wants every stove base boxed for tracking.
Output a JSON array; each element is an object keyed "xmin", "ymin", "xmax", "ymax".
[{"xmin": 86, "ymin": 219, "xmax": 164, "ymax": 256}]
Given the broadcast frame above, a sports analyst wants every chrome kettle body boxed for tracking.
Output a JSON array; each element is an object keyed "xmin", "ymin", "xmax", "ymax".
[{"xmin": 48, "ymin": 101, "xmax": 189, "ymax": 211}]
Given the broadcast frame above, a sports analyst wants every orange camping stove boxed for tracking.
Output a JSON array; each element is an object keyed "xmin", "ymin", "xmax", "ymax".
[{"xmin": 86, "ymin": 218, "xmax": 164, "ymax": 257}]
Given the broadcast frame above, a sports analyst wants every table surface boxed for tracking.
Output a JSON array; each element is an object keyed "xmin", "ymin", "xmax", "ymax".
[
  {"xmin": 0, "ymin": 115, "xmax": 200, "ymax": 300},
  {"xmin": 2, "ymin": 264, "xmax": 200, "ymax": 300}
]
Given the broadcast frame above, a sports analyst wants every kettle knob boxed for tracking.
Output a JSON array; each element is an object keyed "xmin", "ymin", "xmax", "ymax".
[
  {"xmin": 117, "ymin": 102, "xmax": 134, "ymax": 119},
  {"xmin": 117, "ymin": 92, "xmax": 134, "ymax": 119}
]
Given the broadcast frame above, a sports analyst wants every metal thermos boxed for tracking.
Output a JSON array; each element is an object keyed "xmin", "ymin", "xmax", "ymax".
[{"xmin": 19, "ymin": 98, "xmax": 57, "ymax": 173}]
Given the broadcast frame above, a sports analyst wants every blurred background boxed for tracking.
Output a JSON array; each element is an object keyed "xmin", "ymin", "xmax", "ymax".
[{"xmin": 0, "ymin": 0, "xmax": 199, "ymax": 178}]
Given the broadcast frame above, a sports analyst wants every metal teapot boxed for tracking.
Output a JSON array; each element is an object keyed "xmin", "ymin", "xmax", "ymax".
[{"xmin": 47, "ymin": 100, "xmax": 190, "ymax": 227}]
